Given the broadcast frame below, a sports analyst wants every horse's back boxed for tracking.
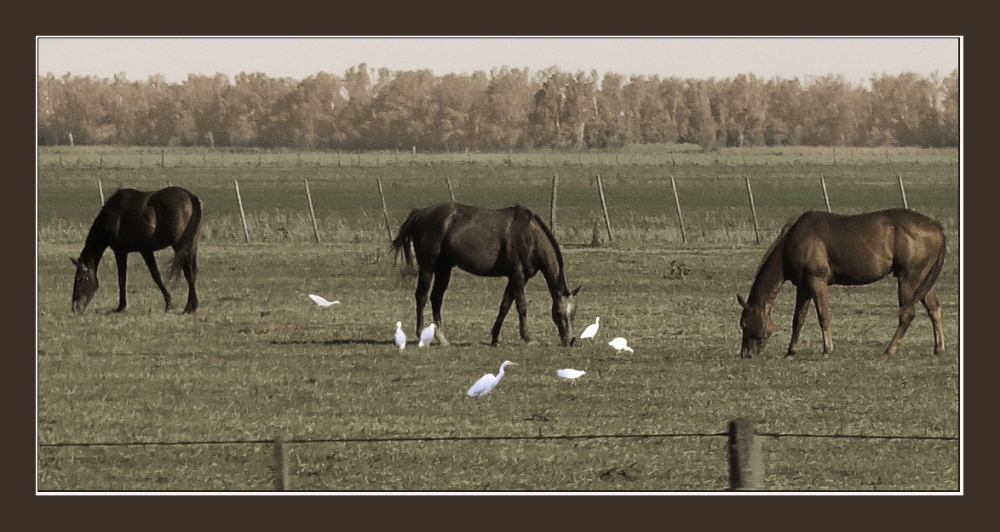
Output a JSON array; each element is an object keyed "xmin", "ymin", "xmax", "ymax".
[
  {"xmin": 100, "ymin": 187, "xmax": 200, "ymax": 252},
  {"xmin": 404, "ymin": 202, "xmax": 543, "ymax": 276},
  {"xmin": 785, "ymin": 209, "xmax": 943, "ymax": 285}
]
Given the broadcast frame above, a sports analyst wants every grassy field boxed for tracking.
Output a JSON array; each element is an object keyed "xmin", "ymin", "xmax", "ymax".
[{"xmin": 37, "ymin": 147, "xmax": 961, "ymax": 491}]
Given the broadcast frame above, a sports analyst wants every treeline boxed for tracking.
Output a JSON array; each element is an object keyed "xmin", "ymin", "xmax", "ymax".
[{"xmin": 38, "ymin": 64, "xmax": 959, "ymax": 150}]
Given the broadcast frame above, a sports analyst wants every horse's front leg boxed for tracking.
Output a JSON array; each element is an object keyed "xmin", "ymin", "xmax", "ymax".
[
  {"xmin": 140, "ymin": 250, "xmax": 173, "ymax": 312},
  {"xmin": 113, "ymin": 251, "xmax": 130, "ymax": 312},
  {"xmin": 414, "ymin": 268, "xmax": 433, "ymax": 336},
  {"xmin": 787, "ymin": 285, "xmax": 812, "ymax": 357},
  {"xmin": 491, "ymin": 281, "xmax": 517, "ymax": 346},
  {"xmin": 512, "ymin": 279, "xmax": 533, "ymax": 345},
  {"xmin": 429, "ymin": 266, "xmax": 451, "ymax": 346},
  {"xmin": 810, "ymin": 279, "xmax": 833, "ymax": 358}
]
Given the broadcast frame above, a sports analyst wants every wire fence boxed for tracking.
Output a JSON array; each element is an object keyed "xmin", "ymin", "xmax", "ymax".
[
  {"xmin": 37, "ymin": 430, "xmax": 958, "ymax": 448},
  {"xmin": 38, "ymin": 423, "xmax": 959, "ymax": 491}
]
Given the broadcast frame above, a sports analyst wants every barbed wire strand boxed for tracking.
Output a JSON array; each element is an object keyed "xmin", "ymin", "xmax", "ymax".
[{"xmin": 38, "ymin": 430, "xmax": 957, "ymax": 449}]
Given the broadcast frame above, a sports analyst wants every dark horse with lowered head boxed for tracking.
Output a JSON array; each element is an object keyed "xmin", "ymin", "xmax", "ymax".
[
  {"xmin": 390, "ymin": 202, "xmax": 581, "ymax": 347},
  {"xmin": 71, "ymin": 186, "xmax": 204, "ymax": 314},
  {"xmin": 738, "ymin": 208, "xmax": 946, "ymax": 360}
]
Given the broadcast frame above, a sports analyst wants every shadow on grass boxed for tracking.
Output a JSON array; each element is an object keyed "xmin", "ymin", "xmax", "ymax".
[{"xmin": 271, "ymin": 338, "xmax": 478, "ymax": 347}]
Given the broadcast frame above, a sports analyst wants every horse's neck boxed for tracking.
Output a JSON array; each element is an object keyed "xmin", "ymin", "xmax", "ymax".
[
  {"xmin": 748, "ymin": 239, "xmax": 786, "ymax": 308},
  {"xmin": 527, "ymin": 226, "xmax": 565, "ymax": 297},
  {"xmin": 80, "ymin": 219, "xmax": 110, "ymax": 267},
  {"xmin": 540, "ymin": 258, "xmax": 568, "ymax": 296}
]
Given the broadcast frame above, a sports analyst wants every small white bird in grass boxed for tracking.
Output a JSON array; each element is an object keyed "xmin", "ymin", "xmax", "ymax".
[
  {"xmin": 556, "ymin": 368, "xmax": 586, "ymax": 380},
  {"xmin": 308, "ymin": 294, "xmax": 340, "ymax": 307},
  {"xmin": 394, "ymin": 321, "xmax": 407, "ymax": 352},
  {"xmin": 608, "ymin": 337, "xmax": 634, "ymax": 353},
  {"xmin": 579, "ymin": 317, "xmax": 600, "ymax": 340},
  {"xmin": 467, "ymin": 361, "xmax": 518, "ymax": 397},
  {"xmin": 418, "ymin": 323, "xmax": 437, "ymax": 347}
]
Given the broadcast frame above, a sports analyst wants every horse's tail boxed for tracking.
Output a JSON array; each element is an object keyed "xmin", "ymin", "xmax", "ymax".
[
  {"xmin": 169, "ymin": 194, "xmax": 204, "ymax": 281},
  {"xmin": 389, "ymin": 209, "xmax": 418, "ymax": 272},
  {"xmin": 899, "ymin": 224, "xmax": 947, "ymax": 315}
]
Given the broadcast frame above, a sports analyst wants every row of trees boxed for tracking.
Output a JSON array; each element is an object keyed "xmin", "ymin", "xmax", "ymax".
[{"xmin": 38, "ymin": 65, "xmax": 959, "ymax": 150}]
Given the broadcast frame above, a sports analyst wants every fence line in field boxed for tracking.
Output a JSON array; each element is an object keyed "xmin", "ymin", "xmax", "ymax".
[
  {"xmin": 39, "ymin": 148, "xmax": 958, "ymax": 170},
  {"xmin": 38, "ymin": 421, "xmax": 957, "ymax": 490},
  {"xmin": 36, "ymin": 430, "xmax": 957, "ymax": 449},
  {"xmin": 192, "ymin": 174, "xmax": 919, "ymax": 244}
]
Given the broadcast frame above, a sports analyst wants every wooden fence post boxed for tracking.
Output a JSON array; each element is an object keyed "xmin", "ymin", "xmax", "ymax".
[
  {"xmin": 550, "ymin": 174, "xmax": 558, "ymax": 232},
  {"xmin": 897, "ymin": 175, "xmax": 909, "ymax": 209},
  {"xmin": 234, "ymin": 179, "xmax": 250, "ymax": 243},
  {"xmin": 273, "ymin": 432, "xmax": 290, "ymax": 491},
  {"xmin": 728, "ymin": 418, "xmax": 763, "ymax": 490},
  {"xmin": 377, "ymin": 178, "xmax": 393, "ymax": 241},
  {"xmin": 596, "ymin": 174, "xmax": 613, "ymax": 242},
  {"xmin": 669, "ymin": 175, "xmax": 687, "ymax": 244},
  {"xmin": 305, "ymin": 179, "xmax": 320, "ymax": 242},
  {"xmin": 821, "ymin": 177, "xmax": 832, "ymax": 213},
  {"xmin": 745, "ymin": 177, "xmax": 760, "ymax": 244}
]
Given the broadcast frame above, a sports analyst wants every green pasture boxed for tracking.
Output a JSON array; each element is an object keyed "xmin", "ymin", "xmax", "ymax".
[
  {"xmin": 37, "ymin": 147, "xmax": 961, "ymax": 491},
  {"xmin": 37, "ymin": 146, "xmax": 959, "ymax": 248}
]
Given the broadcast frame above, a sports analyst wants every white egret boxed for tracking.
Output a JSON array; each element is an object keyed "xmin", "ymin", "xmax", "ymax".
[
  {"xmin": 467, "ymin": 361, "xmax": 518, "ymax": 397},
  {"xmin": 579, "ymin": 317, "xmax": 600, "ymax": 339},
  {"xmin": 556, "ymin": 368, "xmax": 586, "ymax": 379},
  {"xmin": 308, "ymin": 294, "xmax": 340, "ymax": 307},
  {"xmin": 418, "ymin": 323, "xmax": 437, "ymax": 347},
  {"xmin": 608, "ymin": 337, "xmax": 634, "ymax": 353},
  {"xmin": 394, "ymin": 321, "xmax": 407, "ymax": 352}
]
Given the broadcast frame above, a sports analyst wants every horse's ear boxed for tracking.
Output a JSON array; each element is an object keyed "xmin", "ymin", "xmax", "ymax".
[
  {"xmin": 736, "ymin": 295, "xmax": 747, "ymax": 309},
  {"xmin": 570, "ymin": 284, "xmax": 582, "ymax": 297}
]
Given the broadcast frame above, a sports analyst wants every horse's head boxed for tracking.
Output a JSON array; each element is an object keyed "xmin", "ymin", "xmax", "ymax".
[
  {"xmin": 71, "ymin": 257, "xmax": 98, "ymax": 314},
  {"xmin": 553, "ymin": 285, "xmax": 582, "ymax": 347},
  {"xmin": 737, "ymin": 294, "xmax": 772, "ymax": 358}
]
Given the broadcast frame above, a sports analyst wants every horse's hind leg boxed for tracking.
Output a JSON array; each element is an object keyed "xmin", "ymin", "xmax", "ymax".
[
  {"xmin": 414, "ymin": 268, "xmax": 433, "ymax": 336},
  {"xmin": 923, "ymin": 288, "xmax": 945, "ymax": 360},
  {"xmin": 429, "ymin": 266, "xmax": 451, "ymax": 346},
  {"xmin": 885, "ymin": 276, "xmax": 919, "ymax": 358},
  {"xmin": 140, "ymin": 250, "xmax": 173, "ymax": 312},
  {"xmin": 181, "ymin": 252, "xmax": 198, "ymax": 314}
]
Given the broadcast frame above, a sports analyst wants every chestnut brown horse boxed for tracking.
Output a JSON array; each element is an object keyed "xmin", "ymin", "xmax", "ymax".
[
  {"xmin": 71, "ymin": 187, "xmax": 204, "ymax": 314},
  {"xmin": 390, "ymin": 202, "xmax": 581, "ymax": 347},
  {"xmin": 737, "ymin": 208, "xmax": 946, "ymax": 360}
]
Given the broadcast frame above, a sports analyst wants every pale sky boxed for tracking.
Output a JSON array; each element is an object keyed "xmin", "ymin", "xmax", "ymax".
[{"xmin": 37, "ymin": 37, "xmax": 960, "ymax": 88}]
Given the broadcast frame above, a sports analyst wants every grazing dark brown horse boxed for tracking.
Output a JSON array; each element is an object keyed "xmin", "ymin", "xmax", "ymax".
[
  {"xmin": 390, "ymin": 202, "xmax": 581, "ymax": 347},
  {"xmin": 737, "ymin": 208, "xmax": 946, "ymax": 360},
  {"xmin": 71, "ymin": 187, "xmax": 204, "ymax": 314}
]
